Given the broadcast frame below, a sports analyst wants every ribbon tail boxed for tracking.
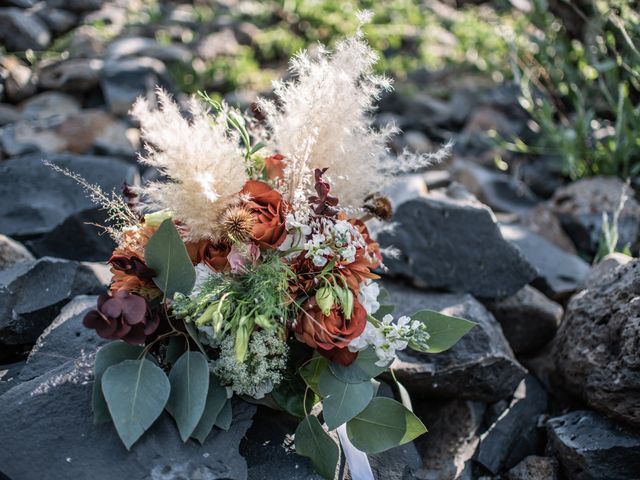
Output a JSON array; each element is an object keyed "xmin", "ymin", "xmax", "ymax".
[{"xmin": 336, "ymin": 424, "xmax": 374, "ymax": 480}]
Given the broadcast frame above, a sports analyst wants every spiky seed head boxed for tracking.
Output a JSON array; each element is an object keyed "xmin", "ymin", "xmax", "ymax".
[
  {"xmin": 363, "ymin": 193, "xmax": 393, "ymax": 221},
  {"xmin": 219, "ymin": 205, "xmax": 256, "ymax": 243}
]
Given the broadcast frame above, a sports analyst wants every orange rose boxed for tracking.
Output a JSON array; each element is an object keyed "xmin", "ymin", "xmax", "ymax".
[
  {"xmin": 198, "ymin": 241, "xmax": 231, "ymax": 272},
  {"xmin": 294, "ymin": 297, "xmax": 367, "ymax": 366},
  {"xmin": 241, "ymin": 180, "xmax": 288, "ymax": 248},
  {"xmin": 264, "ymin": 153, "xmax": 286, "ymax": 180}
]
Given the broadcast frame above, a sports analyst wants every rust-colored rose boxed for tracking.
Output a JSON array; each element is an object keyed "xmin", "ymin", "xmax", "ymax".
[
  {"xmin": 294, "ymin": 297, "xmax": 367, "ymax": 366},
  {"xmin": 241, "ymin": 180, "xmax": 288, "ymax": 248},
  {"xmin": 197, "ymin": 240, "xmax": 231, "ymax": 272},
  {"xmin": 264, "ymin": 153, "xmax": 286, "ymax": 180}
]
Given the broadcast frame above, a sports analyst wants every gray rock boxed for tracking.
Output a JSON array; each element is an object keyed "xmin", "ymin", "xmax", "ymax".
[
  {"xmin": 507, "ymin": 456, "xmax": 558, "ymax": 480},
  {"xmin": 0, "ymin": 110, "xmax": 134, "ymax": 157},
  {"xmin": 414, "ymin": 399, "xmax": 485, "ymax": 480},
  {"xmin": 551, "ymin": 260, "xmax": 640, "ymax": 427},
  {"xmin": 18, "ymin": 295, "xmax": 102, "ymax": 381},
  {"xmin": 379, "ymin": 188, "xmax": 536, "ymax": 299},
  {"xmin": 452, "ymin": 160, "xmax": 541, "ymax": 215},
  {"xmin": 0, "ymin": 362, "xmax": 256, "ymax": 480},
  {"xmin": 0, "ymin": 257, "xmax": 107, "ymax": 357},
  {"xmin": 550, "ymin": 176, "xmax": 640, "ymax": 255},
  {"xmin": 101, "ymin": 57, "xmax": 173, "ymax": 115},
  {"xmin": 106, "ymin": 36, "xmax": 192, "ymax": 63},
  {"xmin": 32, "ymin": 4, "xmax": 78, "ymax": 34},
  {"xmin": 386, "ymin": 281, "xmax": 527, "ymax": 402},
  {"xmin": 46, "ymin": 0, "xmax": 102, "ymax": 12},
  {"xmin": 0, "ymin": 153, "xmax": 139, "ymax": 238},
  {"xmin": 26, "ymin": 208, "xmax": 117, "ymax": 262},
  {"xmin": 37, "ymin": 58, "xmax": 104, "ymax": 92},
  {"xmin": 500, "ymin": 224, "xmax": 590, "ymax": 301},
  {"xmin": 474, "ymin": 375, "xmax": 548, "ymax": 473},
  {"xmin": 0, "ymin": 359, "xmax": 25, "ymax": 396},
  {"xmin": 546, "ymin": 410, "xmax": 640, "ymax": 480},
  {"xmin": 582, "ymin": 252, "xmax": 633, "ymax": 289},
  {"xmin": 519, "ymin": 204, "xmax": 577, "ymax": 254},
  {"xmin": 2, "ymin": 55, "xmax": 36, "ymax": 103},
  {"xmin": 19, "ymin": 91, "xmax": 81, "ymax": 120},
  {"xmin": 0, "ymin": 234, "xmax": 34, "ymax": 271},
  {"xmin": 197, "ymin": 29, "xmax": 241, "ymax": 60},
  {"xmin": 0, "ymin": 104, "xmax": 20, "ymax": 125},
  {"xmin": 0, "ymin": 7, "xmax": 50, "ymax": 52},
  {"xmin": 484, "ymin": 285, "xmax": 563, "ymax": 354}
]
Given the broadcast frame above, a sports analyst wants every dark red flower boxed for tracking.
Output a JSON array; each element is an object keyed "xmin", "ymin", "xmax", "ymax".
[
  {"xmin": 309, "ymin": 168, "xmax": 339, "ymax": 216},
  {"xmin": 294, "ymin": 297, "xmax": 367, "ymax": 366},
  {"xmin": 109, "ymin": 254, "xmax": 156, "ymax": 281},
  {"xmin": 83, "ymin": 290, "xmax": 159, "ymax": 345}
]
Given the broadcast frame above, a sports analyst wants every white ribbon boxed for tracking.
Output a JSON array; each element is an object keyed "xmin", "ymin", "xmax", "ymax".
[{"xmin": 336, "ymin": 424, "xmax": 374, "ymax": 480}]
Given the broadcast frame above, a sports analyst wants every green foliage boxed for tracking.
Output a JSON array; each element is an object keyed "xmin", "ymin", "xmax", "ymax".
[
  {"xmin": 101, "ymin": 359, "xmax": 171, "ymax": 450},
  {"xmin": 346, "ymin": 397, "xmax": 426, "ymax": 454},
  {"xmin": 318, "ymin": 368, "xmax": 374, "ymax": 430},
  {"xmin": 328, "ymin": 347, "xmax": 389, "ymax": 383},
  {"xmin": 144, "ymin": 219, "xmax": 196, "ymax": 299},
  {"xmin": 173, "ymin": 252, "xmax": 294, "ymax": 345},
  {"xmin": 166, "ymin": 351, "xmax": 210, "ymax": 442},
  {"xmin": 510, "ymin": 0, "xmax": 640, "ymax": 180},
  {"xmin": 409, "ymin": 310, "xmax": 477, "ymax": 353},
  {"xmin": 191, "ymin": 373, "xmax": 229, "ymax": 444},
  {"xmin": 92, "ymin": 342, "xmax": 144, "ymax": 423},
  {"xmin": 295, "ymin": 415, "xmax": 339, "ymax": 480},
  {"xmin": 214, "ymin": 400, "xmax": 233, "ymax": 431}
]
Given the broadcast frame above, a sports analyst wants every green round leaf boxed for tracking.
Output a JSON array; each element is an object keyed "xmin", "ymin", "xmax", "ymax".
[
  {"xmin": 214, "ymin": 399, "xmax": 232, "ymax": 431},
  {"xmin": 295, "ymin": 415, "xmax": 339, "ymax": 480},
  {"xmin": 92, "ymin": 342, "xmax": 144, "ymax": 423},
  {"xmin": 410, "ymin": 310, "xmax": 476, "ymax": 353},
  {"xmin": 299, "ymin": 355, "xmax": 328, "ymax": 395},
  {"xmin": 166, "ymin": 351, "xmax": 210, "ymax": 442},
  {"xmin": 191, "ymin": 373, "xmax": 228, "ymax": 444},
  {"xmin": 328, "ymin": 347, "xmax": 389, "ymax": 383},
  {"xmin": 102, "ymin": 359, "xmax": 170, "ymax": 450},
  {"xmin": 346, "ymin": 397, "xmax": 427, "ymax": 454},
  {"xmin": 144, "ymin": 219, "xmax": 196, "ymax": 298},
  {"xmin": 318, "ymin": 369, "xmax": 374, "ymax": 430}
]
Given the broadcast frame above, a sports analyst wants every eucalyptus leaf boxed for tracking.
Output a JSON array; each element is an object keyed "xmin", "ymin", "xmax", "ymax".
[
  {"xmin": 410, "ymin": 310, "xmax": 476, "ymax": 353},
  {"xmin": 299, "ymin": 355, "xmax": 327, "ymax": 395},
  {"xmin": 166, "ymin": 351, "xmax": 210, "ymax": 442},
  {"xmin": 191, "ymin": 373, "xmax": 228, "ymax": 444},
  {"xmin": 328, "ymin": 348, "xmax": 389, "ymax": 384},
  {"xmin": 102, "ymin": 359, "xmax": 170, "ymax": 450},
  {"xmin": 92, "ymin": 342, "xmax": 143, "ymax": 423},
  {"xmin": 295, "ymin": 415, "xmax": 339, "ymax": 480},
  {"xmin": 214, "ymin": 399, "xmax": 232, "ymax": 431},
  {"xmin": 346, "ymin": 397, "xmax": 426, "ymax": 454},
  {"xmin": 318, "ymin": 369, "xmax": 374, "ymax": 430},
  {"xmin": 144, "ymin": 219, "xmax": 196, "ymax": 299}
]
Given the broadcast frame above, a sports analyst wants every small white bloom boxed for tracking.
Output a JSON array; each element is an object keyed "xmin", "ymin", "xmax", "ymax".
[{"xmin": 358, "ymin": 281, "xmax": 380, "ymax": 315}]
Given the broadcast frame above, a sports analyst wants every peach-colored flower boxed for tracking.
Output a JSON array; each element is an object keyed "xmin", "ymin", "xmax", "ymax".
[
  {"xmin": 264, "ymin": 153, "xmax": 286, "ymax": 180},
  {"xmin": 294, "ymin": 297, "xmax": 367, "ymax": 366},
  {"xmin": 241, "ymin": 180, "xmax": 288, "ymax": 248}
]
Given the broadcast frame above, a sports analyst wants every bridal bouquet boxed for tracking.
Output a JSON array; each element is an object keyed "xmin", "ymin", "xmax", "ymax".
[{"xmin": 61, "ymin": 23, "xmax": 474, "ymax": 479}]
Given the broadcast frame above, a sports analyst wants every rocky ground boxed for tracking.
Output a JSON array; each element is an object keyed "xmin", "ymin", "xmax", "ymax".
[{"xmin": 1, "ymin": 1, "xmax": 639, "ymax": 480}]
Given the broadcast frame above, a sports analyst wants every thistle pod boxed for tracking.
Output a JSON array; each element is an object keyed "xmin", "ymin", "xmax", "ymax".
[{"xmin": 315, "ymin": 287, "xmax": 334, "ymax": 316}]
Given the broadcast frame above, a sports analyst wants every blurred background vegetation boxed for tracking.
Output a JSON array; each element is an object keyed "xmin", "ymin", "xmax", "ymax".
[{"xmin": 42, "ymin": 0, "xmax": 640, "ymax": 183}]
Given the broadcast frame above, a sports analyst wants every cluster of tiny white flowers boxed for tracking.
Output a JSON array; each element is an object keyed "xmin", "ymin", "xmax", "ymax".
[
  {"xmin": 348, "ymin": 315, "xmax": 429, "ymax": 367},
  {"xmin": 358, "ymin": 280, "xmax": 380, "ymax": 315},
  {"xmin": 213, "ymin": 330, "xmax": 288, "ymax": 399},
  {"xmin": 302, "ymin": 218, "xmax": 366, "ymax": 267}
]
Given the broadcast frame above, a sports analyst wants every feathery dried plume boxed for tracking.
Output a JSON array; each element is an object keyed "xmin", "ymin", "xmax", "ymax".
[
  {"xmin": 258, "ymin": 32, "xmax": 449, "ymax": 210},
  {"xmin": 258, "ymin": 34, "xmax": 395, "ymax": 210},
  {"xmin": 132, "ymin": 88, "xmax": 248, "ymax": 241}
]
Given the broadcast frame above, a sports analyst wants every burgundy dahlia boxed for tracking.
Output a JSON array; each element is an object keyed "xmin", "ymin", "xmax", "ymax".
[{"xmin": 83, "ymin": 289, "xmax": 159, "ymax": 345}]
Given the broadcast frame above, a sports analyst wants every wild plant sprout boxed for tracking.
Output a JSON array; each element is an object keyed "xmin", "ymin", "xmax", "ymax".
[{"xmin": 51, "ymin": 21, "xmax": 475, "ymax": 480}]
